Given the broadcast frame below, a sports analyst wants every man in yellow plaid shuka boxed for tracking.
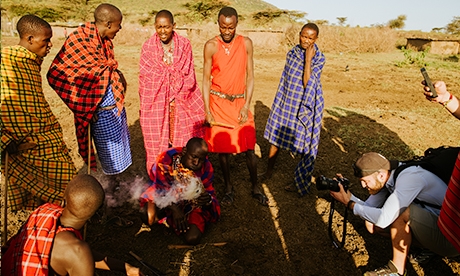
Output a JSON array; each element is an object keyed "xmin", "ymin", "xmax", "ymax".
[{"xmin": 1, "ymin": 15, "xmax": 76, "ymax": 211}]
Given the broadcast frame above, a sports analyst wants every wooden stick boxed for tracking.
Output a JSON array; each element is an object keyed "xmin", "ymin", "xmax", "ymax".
[
  {"xmin": 210, "ymin": 121, "xmax": 235, "ymax": 129},
  {"xmin": 2, "ymin": 152, "xmax": 9, "ymax": 246},
  {"xmin": 84, "ymin": 124, "xmax": 92, "ymax": 241},
  {"xmin": 168, "ymin": 242, "xmax": 227, "ymax": 249},
  {"xmin": 87, "ymin": 124, "xmax": 92, "ymax": 175}
]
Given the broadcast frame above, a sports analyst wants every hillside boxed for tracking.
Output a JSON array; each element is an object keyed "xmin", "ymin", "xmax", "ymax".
[{"xmin": 2, "ymin": 0, "xmax": 279, "ymax": 20}]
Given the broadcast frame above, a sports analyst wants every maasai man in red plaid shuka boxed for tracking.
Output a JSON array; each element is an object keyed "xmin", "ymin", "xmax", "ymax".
[
  {"xmin": 47, "ymin": 3, "xmax": 132, "ymax": 174},
  {"xmin": 2, "ymin": 175, "xmax": 142, "ymax": 275},
  {"xmin": 139, "ymin": 10, "xmax": 205, "ymax": 180},
  {"xmin": 1, "ymin": 15, "xmax": 76, "ymax": 211},
  {"xmin": 140, "ymin": 138, "xmax": 220, "ymax": 245}
]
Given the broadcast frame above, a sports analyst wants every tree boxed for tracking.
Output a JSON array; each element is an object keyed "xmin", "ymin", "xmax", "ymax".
[
  {"xmin": 58, "ymin": 0, "xmax": 101, "ymax": 22},
  {"xmin": 7, "ymin": 4, "xmax": 63, "ymax": 22},
  {"xmin": 387, "ymin": 15, "xmax": 406, "ymax": 29},
  {"xmin": 311, "ymin": 19, "xmax": 329, "ymax": 26},
  {"xmin": 445, "ymin": 16, "xmax": 460, "ymax": 35},
  {"xmin": 431, "ymin": 27, "xmax": 444, "ymax": 33},
  {"xmin": 336, "ymin": 17, "xmax": 347, "ymax": 26},
  {"xmin": 183, "ymin": 0, "xmax": 229, "ymax": 22},
  {"xmin": 285, "ymin": 10, "xmax": 307, "ymax": 23}
]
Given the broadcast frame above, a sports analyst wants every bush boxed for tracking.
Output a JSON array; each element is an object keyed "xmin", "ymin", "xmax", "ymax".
[
  {"xmin": 394, "ymin": 46, "xmax": 428, "ymax": 67},
  {"xmin": 312, "ymin": 25, "xmax": 398, "ymax": 53},
  {"xmin": 7, "ymin": 4, "xmax": 63, "ymax": 22}
]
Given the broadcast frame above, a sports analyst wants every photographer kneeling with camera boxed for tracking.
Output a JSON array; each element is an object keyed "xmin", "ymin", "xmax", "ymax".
[{"xmin": 330, "ymin": 152, "xmax": 459, "ymax": 276}]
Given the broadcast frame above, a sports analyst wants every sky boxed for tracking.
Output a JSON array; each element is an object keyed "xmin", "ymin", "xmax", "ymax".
[{"xmin": 264, "ymin": 0, "xmax": 460, "ymax": 32}]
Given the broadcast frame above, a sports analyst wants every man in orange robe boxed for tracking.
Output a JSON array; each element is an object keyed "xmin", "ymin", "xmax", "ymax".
[{"xmin": 202, "ymin": 6, "xmax": 267, "ymax": 206}]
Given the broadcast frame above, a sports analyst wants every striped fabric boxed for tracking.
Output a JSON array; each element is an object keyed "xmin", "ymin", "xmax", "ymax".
[
  {"xmin": 139, "ymin": 32, "xmax": 204, "ymax": 180},
  {"xmin": 47, "ymin": 21, "xmax": 125, "ymax": 170},
  {"xmin": 1, "ymin": 46, "xmax": 76, "ymax": 211},
  {"xmin": 1, "ymin": 203, "xmax": 83, "ymax": 275},
  {"xmin": 438, "ymin": 152, "xmax": 460, "ymax": 253},
  {"xmin": 140, "ymin": 147, "xmax": 220, "ymax": 225},
  {"xmin": 264, "ymin": 44, "xmax": 326, "ymax": 195},
  {"xmin": 91, "ymin": 85, "xmax": 132, "ymax": 175},
  {"xmin": 2, "ymin": 203, "xmax": 63, "ymax": 275}
]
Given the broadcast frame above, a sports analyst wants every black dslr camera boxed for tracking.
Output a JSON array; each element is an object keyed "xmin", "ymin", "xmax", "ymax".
[
  {"xmin": 315, "ymin": 175, "xmax": 349, "ymax": 192},
  {"xmin": 315, "ymin": 175, "xmax": 350, "ymax": 249}
]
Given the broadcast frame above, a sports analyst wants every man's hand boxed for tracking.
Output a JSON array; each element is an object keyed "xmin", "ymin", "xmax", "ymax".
[
  {"xmin": 125, "ymin": 263, "xmax": 144, "ymax": 276},
  {"xmin": 238, "ymin": 106, "xmax": 249, "ymax": 124},
  {"xmin": 170, "ymin": 204, "xmax": 189, "ymax": 233},
  {"xmin": 5, "ymin": 140, "xmax": 18, "ymax": 155},
  {"xmin": 423, "ymin": 80, "xmax": 449, "ymax": 103},
  {"xmin": 305, "ymin": 43, "xmax": 316, "ymax": 60},
  {"xmin": 205, "ymin": 112, "xmax": 215, "ymax": 126},
  {"xmin": 197, "ymin": 191, "xmax": 212, "ymax": 207},
  {"xmin": 330, "ymin": 183, "xmax": 352, "ymax": 206},
  {"xmin": 118, "ymin": 70, "xmax": 128, "ymax": 93}
]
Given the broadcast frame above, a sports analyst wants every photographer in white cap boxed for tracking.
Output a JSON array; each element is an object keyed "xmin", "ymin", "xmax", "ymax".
[{"xmin": 330, "ymin": 152, "xmax": 459, "ymax": 276}]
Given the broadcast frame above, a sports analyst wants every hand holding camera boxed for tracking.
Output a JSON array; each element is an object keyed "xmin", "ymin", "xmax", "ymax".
[
  {"xmin": 315, "ymin": 174, "xmax": 352, "ymax": 248},
  {"xmin": 316, "ymin": 174, "xmax": 352, "ymax": 206}
]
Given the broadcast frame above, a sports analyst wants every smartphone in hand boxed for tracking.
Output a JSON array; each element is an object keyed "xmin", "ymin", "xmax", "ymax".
[{"xmin": 420, "ymin": 68, "xmax": 437, "ymax": 98}]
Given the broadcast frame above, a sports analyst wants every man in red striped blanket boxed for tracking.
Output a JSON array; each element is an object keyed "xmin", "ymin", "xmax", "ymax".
[{"xmin": 1, "ymin": 175, "xmax": 141, "ymax": 275}]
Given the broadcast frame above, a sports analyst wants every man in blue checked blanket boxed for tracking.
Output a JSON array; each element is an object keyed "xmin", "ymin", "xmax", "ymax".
[{"xmin": 263, "ymin": 23, "xmax": 326, "ymax": 196}]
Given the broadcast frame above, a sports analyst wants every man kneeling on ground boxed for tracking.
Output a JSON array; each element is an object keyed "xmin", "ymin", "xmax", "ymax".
[
  {"xmin": 2, "ymin": 174, "xmax": 141, "ymax": 275},
  {"xmin": 140, "ymin": 137, "xmax": 220, "ymax": 245},
  {"xmin": 330, "ymin": 152, "xmax": 459, "ymax": 276}
]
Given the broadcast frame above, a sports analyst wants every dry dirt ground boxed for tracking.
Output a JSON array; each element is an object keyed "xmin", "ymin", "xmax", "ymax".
[{"xmin": 2, "ymin": 31, "xmax": 460, "ymax": 276}]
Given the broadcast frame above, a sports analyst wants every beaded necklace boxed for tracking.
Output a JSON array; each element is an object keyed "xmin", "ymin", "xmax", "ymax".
[
  {"xmin": 162, "ymin": 40, "xmax": 174, "ymax": 65},
  {"xmin": 221, "ymin": 37, "xmax": 235, "ymax": 55}
]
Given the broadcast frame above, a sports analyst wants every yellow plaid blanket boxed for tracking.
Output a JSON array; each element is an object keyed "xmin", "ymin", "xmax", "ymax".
[{"xmin": 1, "ymin": 46, "xmax": 76, "ymax": 211}]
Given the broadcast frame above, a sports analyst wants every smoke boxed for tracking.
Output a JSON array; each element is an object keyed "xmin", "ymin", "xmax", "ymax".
[
  {"xmin": 101, "ymin": 175, "xmax": 150, "ymax": 209},
  {"xmin": 95, "ymin": 173, "xmax": 203, "ymax": 210},
  {"xmin": 153, "ymin": 176, "xmax": 204, "ymax": 209}
]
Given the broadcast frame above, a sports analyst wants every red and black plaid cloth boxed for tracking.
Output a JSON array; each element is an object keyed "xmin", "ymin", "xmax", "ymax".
[
  {"xmin": 47, "ymin": 22, "xmax": 125, "ymax": 169},
  {"xmin": 1, "ymin": 203, "xmax": 83, "ymax": 275},
  {"xmin": 438, "ymin": 152, "xmax": 460, "ymax": 253}
]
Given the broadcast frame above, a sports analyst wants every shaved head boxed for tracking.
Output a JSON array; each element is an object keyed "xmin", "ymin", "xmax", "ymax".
[
  {"xmin": 301, "ymin": 23, "xmax": 319, "ymax": 36},
  {"xmin": 186, "ymin": 137, "xmax": 208, "ymax": 152},
  {"xmin": 17, "ymin": 14, "xmax": 51, "ymax": 39},
  {"xmin": 64, "ymin": 175, "xmax": 105, "ymax": 219},
  {"xmin": 155, "ymin": 9, "xmax": 174, "ymax": 24},
  {"xmin": 94, "ymin": 3, "xmax": 122, "ymax": 24},
  {"xmin": 218, "ymin": 6, "xmax": 238, "ymax": 21}
]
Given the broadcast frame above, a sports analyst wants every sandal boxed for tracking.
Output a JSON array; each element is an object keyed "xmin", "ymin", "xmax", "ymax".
[
  {"xmin": 251, "ymin": 192, "xmax": 269, "ymax": 206},
  {"xmin": 221, "ymin": 192, "xmax": 234, "ymax": 206},
  {"xmin": 107, "ymin": 216, "xmax": 134, "ymax": 228},
  {"xmin": 284, "ymin": 183, "xmax": 298, "ymax": 193}
]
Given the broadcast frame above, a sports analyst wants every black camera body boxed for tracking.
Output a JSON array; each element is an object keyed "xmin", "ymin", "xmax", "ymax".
[{"xmin": 316, "ymin": 175, "xmax": 349, "ymax": 192}]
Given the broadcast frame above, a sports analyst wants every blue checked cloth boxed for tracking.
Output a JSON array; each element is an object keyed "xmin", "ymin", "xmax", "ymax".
[
  {"xmin": 91, "ymin": 85, "xmax": 132, "ymax": 175},
  {"xmin": 264, "ymin": 44, "xmax": 325, "ymax": 195}
]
